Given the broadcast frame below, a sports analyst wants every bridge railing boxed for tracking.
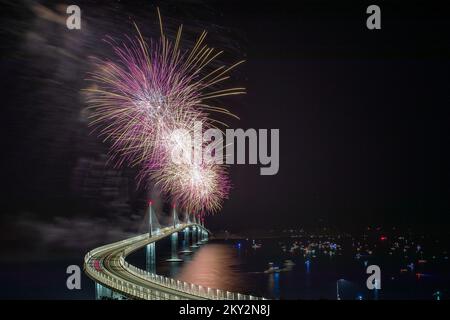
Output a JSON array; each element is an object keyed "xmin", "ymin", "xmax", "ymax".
[{"xmin": 86, "ymin": 267, "xmax": 187, "ymax": 300}]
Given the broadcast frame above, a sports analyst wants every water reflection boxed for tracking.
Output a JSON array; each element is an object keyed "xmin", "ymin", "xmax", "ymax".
[
  {"xmin": 175, "ymin": 244, "xmax": 246, "ymax": 293},
  {"xmin": 267, "ymin": 273, "xmax": 280, "ymax": 299}
]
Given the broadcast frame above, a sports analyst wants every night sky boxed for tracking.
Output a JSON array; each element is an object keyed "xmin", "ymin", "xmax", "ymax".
[{"xmin": 1, "ymin": 0, "xmax": 450, "ymax": 261}]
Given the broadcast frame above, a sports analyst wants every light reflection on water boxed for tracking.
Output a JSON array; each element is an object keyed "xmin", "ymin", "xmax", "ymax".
[
  {"xmin": 175, "ymin": 244, "xmax": 247, "ymax": 293},
  {"xmin": 155, "ymin": 240, "xmax": 300, "ymax": 299},
  {"xmin": 154, "ymin": 240, "xmax": 336, "ymax": 299},
  {"xmin": 267, "ymin": 272, "xmax": 280, "ymax": 299}
]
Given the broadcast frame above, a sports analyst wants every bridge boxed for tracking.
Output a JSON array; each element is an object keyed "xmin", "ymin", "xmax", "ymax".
[{"xmin": 84, "ymin": 203, "xmax": 265, "ymax": 300}]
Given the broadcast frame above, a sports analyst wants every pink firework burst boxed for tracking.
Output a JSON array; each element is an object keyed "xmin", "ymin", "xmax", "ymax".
[{"xmin": 84, "ymin": 9, "xmax": 243, "ymax": 213}]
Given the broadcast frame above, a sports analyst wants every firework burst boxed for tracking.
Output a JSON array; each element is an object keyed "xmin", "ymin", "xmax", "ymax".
[
  {"xmin": 85, "ymin": 9, "xmax": 243, "ymax": 213},
  {"xmin": 151, "ymin": 161, "xmax": 231, "ymax": 213}
]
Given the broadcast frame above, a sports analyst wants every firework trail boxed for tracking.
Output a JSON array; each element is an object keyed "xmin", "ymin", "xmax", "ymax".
[{"xmin": 85, "ymin": 9, "xmax": 243, "ymax": 213}]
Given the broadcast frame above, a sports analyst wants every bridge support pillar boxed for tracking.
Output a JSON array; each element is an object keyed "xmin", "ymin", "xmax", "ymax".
[
  {"xmin": 148, "ymin": 201, "xmax": 160, "ymax": 237},
  {"xmin": 180, "ymin": 227, "xmax": 193, "ymax": 254},
  {"xmin": 190, "ymin": 226, "xmax": 199, "ymax": 248},
  {"xmin": 196, "ymin": 227, "xmax": 204, "ymax": 245},
  {"xmin": 201, "ymin": 229, "xmax": 209, "ymax": 243},
  {"xmin": 95, "ymin": 282, "xmax": 125, "ymax": 300},
  {"xmin": 146, "ymin": 242, "xmax": 156, "ymax": 273},
  {"xmin": 95, "ymin": 282, "xmax": 108, "ymax": 300},
  {"xmin": 166, "ymin": 232, "xmax": 183, "ymax": 262}
]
